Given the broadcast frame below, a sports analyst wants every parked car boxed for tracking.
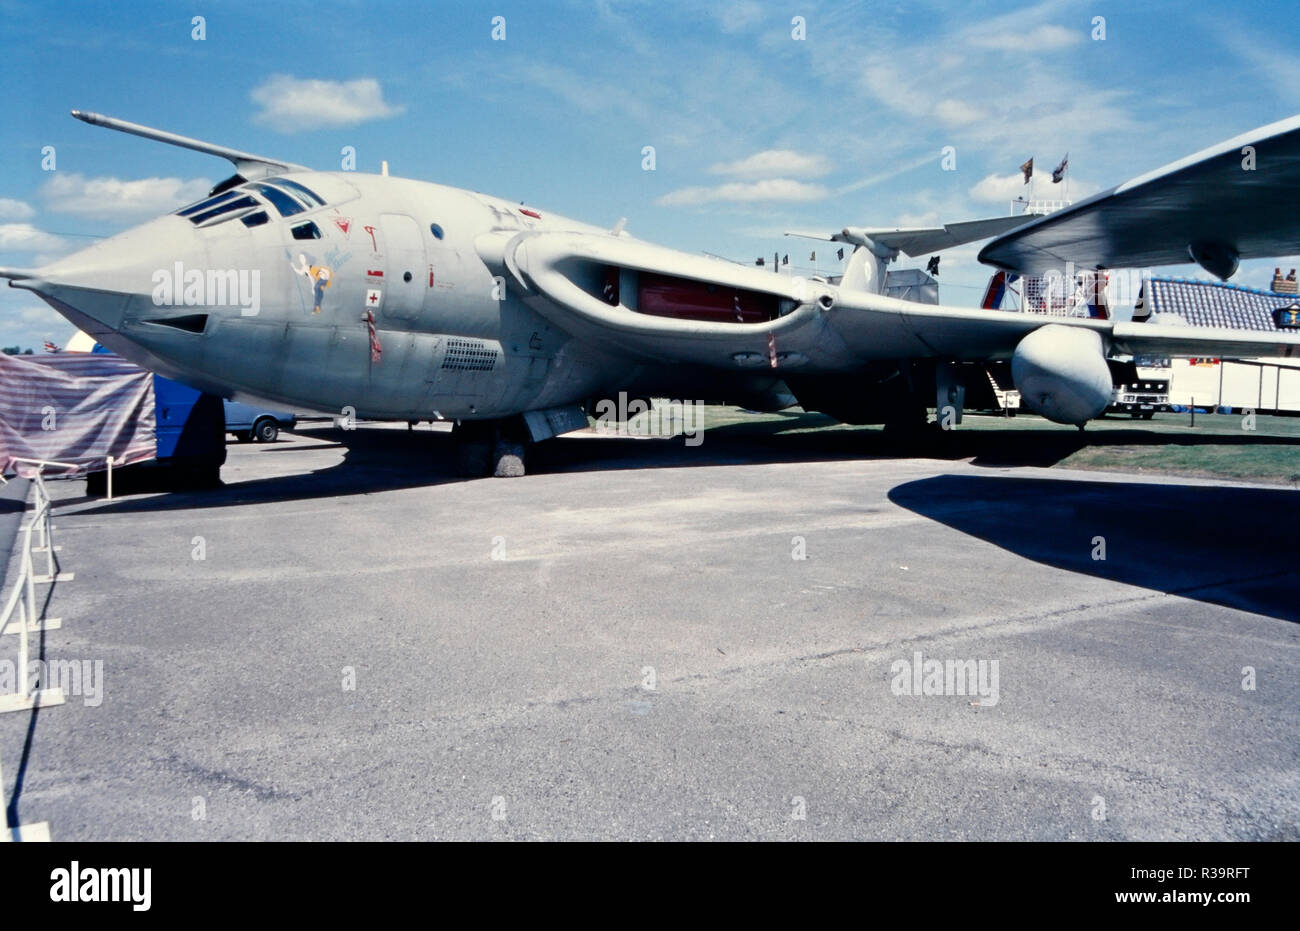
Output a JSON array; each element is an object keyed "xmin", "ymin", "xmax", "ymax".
[{"xmin": 224, "ymin": 400, "xmax": 297, "ymax": 443}]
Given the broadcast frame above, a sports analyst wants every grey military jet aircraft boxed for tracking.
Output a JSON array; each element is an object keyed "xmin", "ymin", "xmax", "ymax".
[{"xmin": 3, "ymin": 110, "xmax": 1299, "ymax": 476}]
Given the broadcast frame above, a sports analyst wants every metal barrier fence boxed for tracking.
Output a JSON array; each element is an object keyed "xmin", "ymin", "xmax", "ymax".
[{"xmin": 1, "ymin": 460, "xmax": 76, "ymax": 841}]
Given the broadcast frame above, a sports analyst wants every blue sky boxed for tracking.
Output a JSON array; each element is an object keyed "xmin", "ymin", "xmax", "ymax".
[{"xmin": 2, "ymin": 0, "xmax": 1298, "ymax": 349}]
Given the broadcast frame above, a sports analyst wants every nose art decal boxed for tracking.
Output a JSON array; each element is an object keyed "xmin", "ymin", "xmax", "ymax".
[{"xmin": 291, "ymin": 252, "xmax": 334, "ymax": 315}]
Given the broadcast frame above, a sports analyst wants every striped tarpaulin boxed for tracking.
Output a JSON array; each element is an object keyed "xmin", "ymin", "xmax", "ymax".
[{"xmin": 0, "ymin": 352, "xmax": 156, "ymax": 477}]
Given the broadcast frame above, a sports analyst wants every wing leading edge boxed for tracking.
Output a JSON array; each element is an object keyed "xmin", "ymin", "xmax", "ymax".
[{"xmin": 978, "ymin": 113, "xmax": 1300, "ymax": 277}]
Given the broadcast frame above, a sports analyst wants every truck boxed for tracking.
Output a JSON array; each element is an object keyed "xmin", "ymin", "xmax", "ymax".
[{"xmin": 1108, "ymin": 356, "xmax": 1171, "ymax": 418}]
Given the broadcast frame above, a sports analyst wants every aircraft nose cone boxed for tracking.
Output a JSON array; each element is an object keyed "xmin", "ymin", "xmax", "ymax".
[
  {"xmin": 26, "ymin": 215, "xmax": 207, "ymax": 295},
  {"xmin": 12, "ymin": 216, "xmax": 208, "ymax": 336}
]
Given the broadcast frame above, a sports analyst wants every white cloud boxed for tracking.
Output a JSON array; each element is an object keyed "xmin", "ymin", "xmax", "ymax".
[
  {"xmin": 713, "ymin": 1, "xmax": 765, "ymax": 33},
  {"xmin": 250, "ymin": 74, "xmax": 403, "ymax": 132},
  {"xmin": 1218, "ymin": 28, "xmax": 1300, "ymax": 98},
  {"xmin": 710, "ymin": 149, "xmax": 832, "ymax": 179},
  {"xmin": 860, "ymin": 61, "xmax": 930, "ymax": 115},
  {"xmin": 969, "ymin": 172, "xmax": 1033, "ymax": 205},
  {"xmin": 896, "ymin": 210, "xmax": 943, "ymax": 228},
  {"xmin": 41, "ymin": 173, "xmax": 212, "ymax": 218},
  {"xmin": 970, "ymin": 170, "xmax": 1094, "ymax": 206},
  {"xmin": 0, "ymin": 223, "xmax": 66, "ymax": 252},
  {"xmin": 518, "ymin": 62, "xmax": 655, "ymax": 124},
  {"xmin": 969, "ymin": 24, "xmax": 1081, "ymax": 52},
  {"xmin": 657, "ymin": 179, "xmax": 829, "ymax": 207},
  {"xmin": 836, "ymin": 152, "xmax": 940, "ymax": 195},
  {"xmin": 829, "ymin": 9, "xmax": 1137, "ymax": 156},
  {"xmin": 933, "ymin": 99, "xmax": 984, "ymax": 127},
  {"xmin": 0, "ymin": 198, "xmax": 35, "ymax": 220}
]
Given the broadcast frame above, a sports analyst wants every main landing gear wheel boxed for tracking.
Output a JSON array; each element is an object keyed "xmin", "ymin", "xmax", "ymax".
[
  {"xmin": 881, "ymin": 401, "xmax": 939, "ymax": 451},
  {"xmin": 453, "ymin": 419, "xmax": 531, "ymax": 478},
  {"xmin": 492, "ymin": 440, "xmax": 526, "ymax": 478},
  {"xmin": 453, "ymin": 421, "xmax": 494, "ymax": 478}
]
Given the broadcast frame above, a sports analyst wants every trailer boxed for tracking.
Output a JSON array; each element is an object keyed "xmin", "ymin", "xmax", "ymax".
[
  {"xmin": 1133, "ymin": 277, "xmax": 1300, "ymax": 416},
  {"xmin": 1168, "ymin": 356, "xmax": 1300, "ymax": 414}
]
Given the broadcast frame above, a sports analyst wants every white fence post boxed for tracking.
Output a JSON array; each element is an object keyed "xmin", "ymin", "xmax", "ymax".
[
  {"xmin": 0, "ymin": 466, "xmax": 70, "ymax": 711},
  {"xmin": 0, "ymin": 466, "xmax": 69, "ymax": 841}
]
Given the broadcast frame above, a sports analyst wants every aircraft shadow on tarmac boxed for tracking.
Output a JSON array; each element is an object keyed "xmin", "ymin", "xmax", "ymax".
[
  {"xmin": 547, "ymin": 413, "xmax": 1300, "ymax": 473},
  {"xmin": 64, "ymin": 417, "xmax": 1299, "ymax": 519},
  {"xmin": 888, "ymin": 474, "xmax": 1300, "ymax": 623}
]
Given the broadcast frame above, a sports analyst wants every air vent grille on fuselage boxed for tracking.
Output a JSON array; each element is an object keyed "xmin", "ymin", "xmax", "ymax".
[{"xmin": 441, "ymin": 337, "xmax": 498, "ymax": 372}]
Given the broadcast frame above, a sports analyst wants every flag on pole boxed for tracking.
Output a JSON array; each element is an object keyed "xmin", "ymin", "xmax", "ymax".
[
  {"xmin": 1019, "ymin": 158, "xmax": 1034, "ymax": 183},
  {"xmin": 1052, "ymin": 154, "xmax": 1068, "ymax": 184}
]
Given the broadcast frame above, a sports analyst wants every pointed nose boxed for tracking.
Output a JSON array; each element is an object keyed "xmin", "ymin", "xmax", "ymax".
[{"xmin": 11, "ymin": 216, "xmax": 207, "ymax": 335}]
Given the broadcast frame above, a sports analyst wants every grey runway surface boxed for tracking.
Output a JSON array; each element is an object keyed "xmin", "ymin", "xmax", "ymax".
[
  {"xmin": 2, "ymin": 423, "xmax": 1297, "ymax": 840},
  {"xmin": 0, "ymin": 477, "xmax": 30, "ymax": 585}
]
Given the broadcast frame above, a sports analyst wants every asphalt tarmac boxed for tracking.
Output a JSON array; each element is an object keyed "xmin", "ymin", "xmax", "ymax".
[{"xmin": 1, "ymin": 422, "xmax": 1296, "ymax": 840}]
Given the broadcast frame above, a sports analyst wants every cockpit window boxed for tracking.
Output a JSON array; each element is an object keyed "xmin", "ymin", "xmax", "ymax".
[
  {"xmin": 268, "ymin": 177, "xmax": 327, "ymax": 207},
  {"xmin": 190, "ymin": 195, "xmax": 260, "ymax": 225},
  {"xmin": 178, "ymin": 177, "xmax": 330, "ymax": 228},
  {"xmin": 177, "ymin": 189, "xmax": 243, "ymax": 218},
  {"xmin": 290, "ymin": 221, "xmax": 321, "ymax": 240},
  {"xmin": 247, "ymin": 182, "xmax": 305, "ymax": 218}
]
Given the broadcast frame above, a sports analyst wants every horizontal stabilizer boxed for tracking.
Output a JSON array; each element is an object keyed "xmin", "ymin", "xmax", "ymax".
[
  {"xmin": 858, "ymin": 216, "xmax": 1034, "ymax": 257},
  {"xmin": 787, "ymin": 216, "xmax": 1031, "ymax": 256},
  {"xmin": 784, "ymin": 229, "xmax": 838, "ymax": 243}
]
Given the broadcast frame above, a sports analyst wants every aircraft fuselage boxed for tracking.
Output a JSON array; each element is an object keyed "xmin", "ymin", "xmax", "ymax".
[{"xmin": 21, "ymin": 171, "xmax": 635, "ymax": 421}]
